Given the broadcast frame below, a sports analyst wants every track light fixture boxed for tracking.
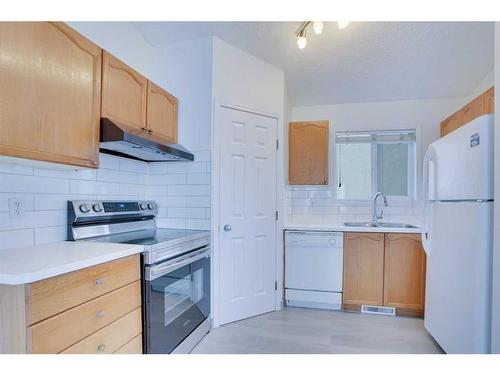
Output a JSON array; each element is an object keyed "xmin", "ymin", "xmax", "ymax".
[{"xmin": 295, "ymin": 21, "xmax": 349, "ymax": 50}]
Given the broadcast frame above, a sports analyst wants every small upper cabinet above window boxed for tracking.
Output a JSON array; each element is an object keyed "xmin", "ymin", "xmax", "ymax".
[
  {"xmin": 101, "ymin": 51, "xmax": 148, "ymax": 133},
  {"xmin": 288, "ymin": 121, "xmax": 329, "ymax": 185}
]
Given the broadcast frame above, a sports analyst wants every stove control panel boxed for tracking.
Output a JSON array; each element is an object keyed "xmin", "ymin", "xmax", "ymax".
[{"xmin": 69, "ymin": 200, "xmax": 157, "ymax": 219}]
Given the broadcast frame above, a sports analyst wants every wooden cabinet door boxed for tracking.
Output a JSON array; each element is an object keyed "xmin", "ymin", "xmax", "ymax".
[
  {"xmin": 440, "ymin": 110, "xmax": 464, "ymax": 137},
  {"xmin": 289, "ymin": 121, "xmax": 329, "ymax": 185},
  {"xmin": 343, "ymin": 232, "xmax": 385, "ymax": 308},
  {"xmin": 383, "ymin": 233, "xmax": 426, "ymax": 316},
  {"xmin": 463, "ymin": 94, "xmax": 485, "ymax": 124},
  {"xmin": 146, "ymin": 81, "xmax": 178, "ymax": 143},
  {"xmin": 0, "ymin": 22, "xmax": 101, "ymax": 168},
  {"xmin": 101, "ymin": 51, "xmax": 147, "ymax": 133},
  {"xmin": 484, "ymin": 87, "xmax": 494, "ymax": 113}
]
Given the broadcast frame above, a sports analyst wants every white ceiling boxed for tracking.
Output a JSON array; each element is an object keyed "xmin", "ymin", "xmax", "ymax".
[{"xmin": 132, "ymin": 22, "xmax": 494, "ymax": 106}]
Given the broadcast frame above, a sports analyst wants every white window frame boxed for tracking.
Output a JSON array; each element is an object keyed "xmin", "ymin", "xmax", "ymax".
[{"xmin": 335, "ymin": 130, "xmax": 417, "ymax": 203}]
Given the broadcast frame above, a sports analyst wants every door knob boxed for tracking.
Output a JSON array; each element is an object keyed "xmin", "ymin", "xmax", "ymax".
[{"xmin": 223, "ymin": 224, "xmax": 232, "ymax": 232}]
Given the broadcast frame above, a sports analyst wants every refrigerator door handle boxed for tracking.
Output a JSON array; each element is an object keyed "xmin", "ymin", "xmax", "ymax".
[{"xmin": 421, "ymin": 148, "xmax": 434, "ymax": 255}]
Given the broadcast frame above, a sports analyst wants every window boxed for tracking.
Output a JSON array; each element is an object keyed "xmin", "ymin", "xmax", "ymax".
[{"xmin": 336, "ymin": 130, "xmax": 416, "ymax": 200}]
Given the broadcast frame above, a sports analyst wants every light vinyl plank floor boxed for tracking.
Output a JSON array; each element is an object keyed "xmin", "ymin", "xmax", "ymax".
[{"xmin": 191, "ymin": 307, "xmax": 444, "ymax": 354}]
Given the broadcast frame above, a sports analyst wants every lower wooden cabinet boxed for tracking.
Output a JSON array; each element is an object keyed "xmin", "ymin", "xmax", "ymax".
[
  {"xmin": 383, "ymin": 234, "xmax": 426, "ymax": 316},
  {"xmin": 0, "ymin": 255, "xmax": 142, "ymax": 354},
  {"xmin": 343, "ymin": 232, "xmax": 426, "ymax": 317},
  {"xmin": 342, "ymin": 233, "xmax": 385, "ymax": 308}
]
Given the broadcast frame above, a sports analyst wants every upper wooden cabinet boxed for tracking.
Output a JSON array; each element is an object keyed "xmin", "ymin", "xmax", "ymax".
[
  {"xmin": 289, "ymin": 121, "xmax": 329, "ymax": 185},
  {"xmin": 383, "ymin": 233, "xmax": 426, "ymax": 315},
  {"xmin": 101, "ymin": 51, "xmax": 148, "ymax": 133},
  {"xmin": 440, "ymin": 87, "xmax": 494, "ymax": 137},
  {"xmin": 0, "ymin": 22, "xmax": 101, "ymax": 168},
  {"xmin": 146, "ymin": 81, "xmax": 178, "ymax": 143},
  {"xmin": 343, "ymin": 232, "xmax": 385, "ymax": 307}
]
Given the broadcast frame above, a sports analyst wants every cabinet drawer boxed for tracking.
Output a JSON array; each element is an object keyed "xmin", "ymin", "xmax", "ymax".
[
  {"xmin": 61, "ymin": 308, "xmax": 142, "ymax": 354},
  {"xmin": 29, "ymin": 281, "xmax": 141, "ymax": 354},
  {"xmin": 28, "ymin": 255, "xmax": 140, "ymax": 324},
  {"xmin": 114, "ymin": 334, "xmax": 143, "ymax": 354}
]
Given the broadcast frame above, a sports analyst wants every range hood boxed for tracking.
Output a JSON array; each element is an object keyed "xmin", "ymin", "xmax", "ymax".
[{"xmin": 99, "ymin": 118, "xmax": 194, "ymax": 162}]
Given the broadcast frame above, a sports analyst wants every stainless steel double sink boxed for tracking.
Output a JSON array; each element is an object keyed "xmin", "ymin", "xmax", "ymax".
[{"xmin": 344, "ymin": 221, "xmax": 418, "ymax": 229}]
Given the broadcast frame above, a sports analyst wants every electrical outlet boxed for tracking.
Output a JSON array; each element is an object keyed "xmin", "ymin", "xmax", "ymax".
[{"xmin": 9, "ymin": 198, "xmax": 26, "ymax": 219}]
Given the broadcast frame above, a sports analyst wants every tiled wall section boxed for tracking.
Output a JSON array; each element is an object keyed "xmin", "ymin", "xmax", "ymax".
[
  {"xmin": 286, "ymin": 186, "xmax": 423, "ymax": 226},
  {"xmin": 0, "ymin": 150, "xmax": 211, "ymax": 250},
  {"xmin": 148, "ymin": 150, "xmax": 211, "ymax": 231}
]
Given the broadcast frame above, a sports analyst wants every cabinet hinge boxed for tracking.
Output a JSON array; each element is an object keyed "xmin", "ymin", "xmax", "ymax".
[{"xmin": 275, "ymin": 211, "xmax": 278, "ymax": 221}]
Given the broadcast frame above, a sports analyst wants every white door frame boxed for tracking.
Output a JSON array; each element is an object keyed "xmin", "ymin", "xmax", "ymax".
[{"xmin": 211, "ymin": 99, "xmax": 285, "ymax": 328}]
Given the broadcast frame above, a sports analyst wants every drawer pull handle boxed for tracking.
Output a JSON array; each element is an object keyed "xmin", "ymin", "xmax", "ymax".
[
  {"xmin": 95, "ymin": 278, "xmax": 104, "ymax": 285},
  {"xmin": 96, "ymin": 310, "xmax": 105, "ymax": 318},
  {"xmin": 97, "ymin": 344, "xmax": 106, "ymax": 352}
]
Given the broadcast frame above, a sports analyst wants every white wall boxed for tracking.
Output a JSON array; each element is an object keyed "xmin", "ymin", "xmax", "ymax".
[
  {"xmin": 287, "ymin": 97, "xmax": 465, "ymax": 224},
  {"xmin": 148, "ymin": 37, "xmax": 213, "ymax": 150},
  {"xmin": 491, "ymin": 22, "xmax": 500, "ymax": 354}
]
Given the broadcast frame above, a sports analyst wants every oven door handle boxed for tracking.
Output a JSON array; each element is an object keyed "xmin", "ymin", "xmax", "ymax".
[{"xmin": 145, "ymin": 247, "xmax": 210, "ymax": 281}]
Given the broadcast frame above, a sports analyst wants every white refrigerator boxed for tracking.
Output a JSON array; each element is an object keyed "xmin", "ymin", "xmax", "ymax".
[{"xmin": 422, "ymin": 114, "xmax": 494, "ymax": 354}]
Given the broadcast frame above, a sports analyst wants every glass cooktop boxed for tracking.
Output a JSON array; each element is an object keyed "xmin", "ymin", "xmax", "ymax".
[{"xmin": 85, "ymin": 228, "xmax": 209, "ymax": 247}]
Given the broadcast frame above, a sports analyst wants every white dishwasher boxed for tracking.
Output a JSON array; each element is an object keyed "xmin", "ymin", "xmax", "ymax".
[{"xmin": 285, "ymin": 231, "xmax": 343, "ymax": 310}]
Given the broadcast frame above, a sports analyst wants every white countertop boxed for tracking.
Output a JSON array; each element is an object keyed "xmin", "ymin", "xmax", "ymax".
[
  {"xmin": 0, "ymin": 241, "xmax": 144, "ymax": 285},
  {"xmin": 284, "ymin": 217, "xmax": 421, "ymax": 234}
]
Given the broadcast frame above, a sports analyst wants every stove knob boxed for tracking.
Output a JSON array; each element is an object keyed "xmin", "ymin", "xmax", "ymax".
[
  {"xmin": 140, "ymin": 203, "xmax": 147, "ymax": 210},
  {"xmin": 79, "ymin": 204, "xmax": 91, "ymax": 213},
  {"xmin": 147, "ymin": 203, "xmax": 154, "ymax": 210},
  {"xmin": 92, "ymin": 204, "xmax": 103, "ymax": 213}
]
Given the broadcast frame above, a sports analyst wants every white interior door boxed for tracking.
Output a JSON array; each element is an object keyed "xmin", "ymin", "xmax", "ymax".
[{"xmin": 218, "ymin": 106, "xmax": 277, "ymax": 325}]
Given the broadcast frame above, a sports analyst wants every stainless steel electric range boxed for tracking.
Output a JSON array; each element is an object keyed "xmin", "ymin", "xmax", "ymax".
[{"xmin": 67, "ymin": 200, "xmax": 211, "ymax": 354}]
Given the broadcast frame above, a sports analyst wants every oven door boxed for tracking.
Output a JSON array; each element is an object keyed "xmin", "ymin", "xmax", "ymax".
[{"xmin": 143, "ymin": 246, "xmax": 210, "ymax": 354}]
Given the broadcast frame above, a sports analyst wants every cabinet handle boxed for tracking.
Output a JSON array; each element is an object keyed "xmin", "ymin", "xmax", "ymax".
[
  {"xmin": 96, "ymin": 310, "xmax": 105, "ymax": 318},
  {"xmin": 97, "ymin": 344, "xmax": 106, "ymax": 352},
  {"xmin": 148, "ymin": 129, "xmax": 153, "ymax": 134},
  {"xmin": 95, "ymin": 278, "xmax": 104, "ymax": 286},
  {"xmin": 141, "ymin": 127, "xmax": 147, "ymax": 132}
]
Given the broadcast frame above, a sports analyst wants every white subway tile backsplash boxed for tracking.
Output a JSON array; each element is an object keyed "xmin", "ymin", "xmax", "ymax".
[
  {"xmin": 186, "ymin": 219, "xmax": 210, "ymax": 230},
  {"xmin": 0, "ymin": 229, "xmax": 34, "ymax": 250},
  {"xmin": 0, "ymin": 163, "xmax": 34, "ymax": 175},
  {"xmin": 0, "ymin": 175, "xmax": 70, "ymax": 194},
  {"xmin": 168, "ymin": 207, "xmax": 207, "ymax": 219},
  {"xmin": 70, "ymin": 180, "xmax": 121, "ymax": 195},
  {"xmin": 167, "ymin": 162, "xmax": 207, "ymax": 174},
  {"xmin": 0, "ymin": 210, "xmax": 66, "ymax": 231},
  {"xmin": 186, "ymin": 174, "xmax": 210, "ymax": 185},
  {"xmin": 0, "ymin": 193, "xmax": 34, "ymax": 212},
  {"xmin": 99, "ymin": 153, "xmax": 120, "ymax": 170},
  {"xmin": 148, "ymin": 174, "xmax": 186, "ymax": 185},
  {"xmin": 168, "ymin": 184, "xmax": 210, "ymax": 197},
  {"xmin": 185, "ymin": 196, "xmax": 210, "ymax": 208},
  {"xmin": 119, "ymin": 158, "xmax": 149, "ymax": 174},
  {"xmin": 156, "ymin": 217, "xmax": 186, "ymax": 229},
  {"xmin": 96, "ymin": 169, "xmax": 140, "ymax": 184},
  {"xmin": 0, "ymin": 150, "xmax": 212, "ymax": 249},
  {"xmin": 286, "ymin": 185, "xmax": 423, "ymax": 226},
  {"xmin": 34, "ymin": 168, "xmax": 97, "ymax": 180},
  {"xmin": 34, "ymin": 226, "xmax": 67, "ymax": 244}
]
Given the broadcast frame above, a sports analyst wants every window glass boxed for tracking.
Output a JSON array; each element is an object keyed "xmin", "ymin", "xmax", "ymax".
[
  {"xmin": 336, "ymin": 143, "xmax": 371, "ymax": 200},
  {"xmin": 377, "ymin": 143, "xmax": 408, "ymax": 196},
  {"xmin": 335, "ymin": 129, "xmax": 415, "ymax": 200}
]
